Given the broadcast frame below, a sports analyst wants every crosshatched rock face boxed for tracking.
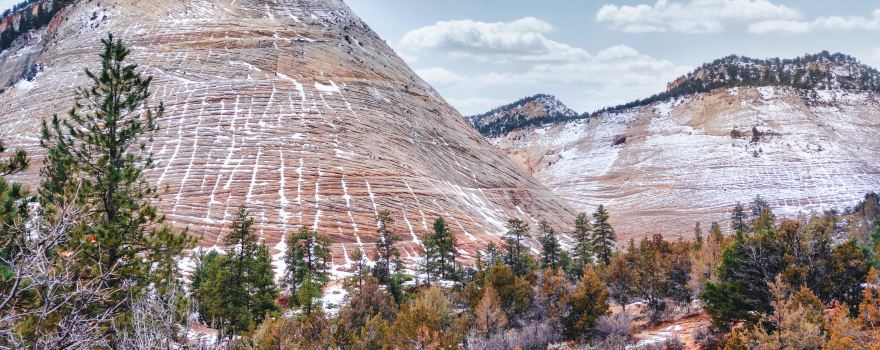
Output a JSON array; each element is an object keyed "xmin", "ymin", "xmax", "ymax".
[
  {"xmin": 0, "ymin": 0, "xmax": 576, "ymax": 264},
  {"xmin": 492, "ymin": 86, "xmax": 880, "ymax": 240}
]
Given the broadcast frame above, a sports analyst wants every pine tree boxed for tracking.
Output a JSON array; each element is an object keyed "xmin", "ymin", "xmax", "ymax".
[
  {"xmin": 0, "ymin": 139, "xmax": 28, "ymax": 275},
  {"xmin": 702, "ymin": 228, "xmax": 786, "ymax": 330},
  {"xmin": 538, "ymin": 220, "xmax": 563, "ymax": 270},
  {"xmin": 38, "ymin": 33, "xmax": 190, "ymax": 330},
  {"xmin": 0, "ymin": 140, "xmax": 27, "ymax": 177},
  {"xmin": 592, "ymin": 205, "xmax": 616, "ymax": 266},
  {"xmin": 693, "ymin": 222, "xmax": 703, "ymax": 250},
  {"xmin": 709, "ymin": 221, "xmax": 724, "ymax": 243},
  {"xmin": 564, "ymin": 267, "xmax": 609, "ymax": 340},
  {"xmin": 823, "ymin": 240, "xmax": 869, "ymax": 312},
  {"xmin": 250, "ymin": 244, "xmax": 280, "ymax": 325},
  {"xmin": 431, "ymin": 217, "xmax": 457, "ymax": 281},
  {"xmin": 349, "ymin": 247, "xmax": 368, "ymax": 291},
  {"xmin": 193, "ymin": 208, "xmax": 278, "ymax": 338},
  {"xmin": 753, "ymin": 206, "xmax": 776, "ymax": 233},
  {"xmin": 731, "ymin": 202, "xmax": 747, "ymax": 234},
  {"xmin": 372, "ymin": 210, "xmax": 400, "ymax": 284},
  {"xmin": 421, "ymin": 229, "xmax": 439, "ymax": 285},
  {"xmin": 219, "ymin": 207, "xmax": 260, "ymax": 336},
  {"xmin": 503, "ymin": 217, "xmax": 530, "ymax": 276},
  {"xmin": 192, "ymin": 250, "xmax": 224, "ymax": 326},
  {"xmin": 750, "ymin": 195, "xmax": 770, "ymax": 222},
  {"xmin": 572, "ymin": 212, "xmax": 593, "ymax": 271},
  {"xmin": 483, "ymin": 242, "xmax": 503, "ymax": 267},
  {"xmin": 285, "ymin": 227, "xmax": 331, "ymax": 314}
]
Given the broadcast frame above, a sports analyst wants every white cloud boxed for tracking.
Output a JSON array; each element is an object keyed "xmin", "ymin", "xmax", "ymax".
[
  {"xmin": 472, "ymin": 45, "xmax": 685, "ymax": 87},
  {"xmin": 749, "ymin": 9, "xmax": 880, "ymax": 34},
  {"xmin": 433, "ymin": 45, "xmax": 690, "ymax": 113},
  {"xmin": 446, "ymin": 97, "xmax": 509, "ymax": 115},
  {"xmin": 596, "ymin": 0, "xmax": 801, "ymax": 33},
  {"xmin": 415, "ymin": 67, "xmax": 464, "ymax": 85},
  {"xmin": 400, "ymin": 17, "xmax": 589, "ymax": 63}
]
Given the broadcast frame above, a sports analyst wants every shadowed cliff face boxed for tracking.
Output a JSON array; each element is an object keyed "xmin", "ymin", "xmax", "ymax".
[{"xmin": 0, "ymin": 0, "xmax": 576, "ymax": 265}]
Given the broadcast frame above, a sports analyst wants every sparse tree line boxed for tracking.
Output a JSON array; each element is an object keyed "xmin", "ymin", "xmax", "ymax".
[
  {"xmin": 467, "ymin": 94, "xmax": 581, "ymax": 138},
  {"xmin": 210, "ymin": 204, "xmax": 622, "ymax": 349},
  {"xmin": 3, "ymin": 35, "xmax": 880, "ymax": 349},
  {"xmin": 0, "ymin": 0, "xmax": 77, "ymax": 53},
  {"xmin": 594, "ymin": 51, "xmax": 880, "ymax": 116},
  {"xmin": 469, "ymin": 51, "xmax": 880, "ymax": 138}
]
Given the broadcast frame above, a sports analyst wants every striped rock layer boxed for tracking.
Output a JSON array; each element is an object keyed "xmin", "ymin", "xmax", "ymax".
[
  {"xmin": 492, "ymin": 87, "xmax": 880, "ymax": 240},
  {"xmin": 0, "ymin": 0, "xmax": 575, "ymax": 264}
]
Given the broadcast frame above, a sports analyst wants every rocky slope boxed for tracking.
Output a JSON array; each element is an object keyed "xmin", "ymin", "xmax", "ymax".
[
  {"xmin": 467, "ymin": 94, "xmax": 578, "ymax": 137},
  {"xmin": 485, "ymin": 53, "xmax": 880, "ymax": 239},
  {"xmin": 0, "ymin": 0, "xmax": 575, "ymax": 264}
]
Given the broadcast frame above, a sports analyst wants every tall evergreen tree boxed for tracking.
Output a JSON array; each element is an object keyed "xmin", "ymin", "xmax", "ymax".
[
  {"xmin": 731, "ymin": 202, "xmax": 747, "ymax": 234},
  {"xmin": 372, "ymin": 210, "xmax": 400, "ymax": 284},
  {"xmin": 503, "ymin": 217, "xmax": 530, "ymax": 276},
  {"xmin": 693, "ymin": 222, "xmax": 704, "ymax": 250},
  {"xmin": 250, "ymin": 245, "xmax": 279, "ymax": 323},
  {"xmin": 572, "ymin": 212, "xmax": 593, "ymax": 270},
  {"xmin": 219, "ymin": 207, "xmax": 260, "ymax": 335},
  {"xmin": 592, "ymin": 205, "xmax": 616, "ymax": 266},
  {"xmin": 702, "ymin": 228, "xmax": 786, "ymax": 330},
  {"xmin": 708, "ymin": 221, "xmax": 724, "ymax": 243},
  {"xmin": 192, "ymin": 250, "xmax": 224, "ymax": 326},
  {"xmin": 285, "ymin": 227, "xmax": 331, "ymax": 314},
  {"xmin": 38, "ymin": 33, "xmax": 190, "ymax": 329},
  {"xmin": 750, "ymin": 195, "xmax": 770, "ymax": 222},
  {"xmin": 431, "ymin": 217, "xmax": 457, "ymax": 280},
  {"xmin": 349, "ymin": 247, "xmax": 369, "ymax": 291},
  {"xmin": 483, "ymin": 242, "xmax": 504, "ymax": 267},
  {"xmin": 538, "ymin": 220, "xmax": 563, "ymax": 270},
  {"xmin": 193, "ymin": 207, "xmax": 278, "ymax": 338},
  {"xmin": 421, "ymin": 229, "xmax": 439, "ymax": 285}
]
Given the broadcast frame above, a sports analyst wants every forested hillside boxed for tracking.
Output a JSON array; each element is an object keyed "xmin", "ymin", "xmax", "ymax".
[{"xmin": 0, "ymin": 0, "xmax": 75, "ymax": 52}]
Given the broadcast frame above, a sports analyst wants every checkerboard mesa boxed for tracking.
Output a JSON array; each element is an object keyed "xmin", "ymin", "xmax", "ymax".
[{"xmin": 0, "ymin": 0, "xmax": 576, "ymax": 266}]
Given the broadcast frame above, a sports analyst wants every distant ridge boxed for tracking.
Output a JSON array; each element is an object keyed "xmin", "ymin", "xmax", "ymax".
[
  {"xmin": 466, "ymin": 94, "xmax": 577, "ymax": 137},
  {"xmin": 595, "ymin": 51, "xmax": 880, "ymax": 115},
  {"xmin": 471, "ymin": 51, "xmax": 880, "ymax": 137}
]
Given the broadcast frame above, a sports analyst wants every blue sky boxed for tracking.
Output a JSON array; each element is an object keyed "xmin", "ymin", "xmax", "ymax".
[
  {"xmin": 347, "ymin": 0, "xmax": 880, "ymax": 115},
  {"xmin": 0, "ymin": 0, "xmax": 20, "ymax": 12},
  {"xmin": 0, "ymin": 0, "xmax": 19, "ymax": 12},
  {"xmin": 3, "ymin": 1, "xmax": 876, "ymax": 115}
]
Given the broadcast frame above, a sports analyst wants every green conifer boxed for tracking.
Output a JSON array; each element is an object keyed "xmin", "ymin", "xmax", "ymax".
[
  {"xmin": 592, "ymin": 205, "xmax": 616, "ymax": 266},
  {"xmin": 38, "ymin": 33, "xmax": 191, "ymax": 329}
]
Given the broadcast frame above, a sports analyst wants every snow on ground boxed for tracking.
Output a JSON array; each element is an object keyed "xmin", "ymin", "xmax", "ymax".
[
  {"xmin": 321, "ymin": 282, "xmax": 348, "ymax": 314},
  {"xmin": 495, "ymin": 87, "xmax": 880, "ymax": 238}
]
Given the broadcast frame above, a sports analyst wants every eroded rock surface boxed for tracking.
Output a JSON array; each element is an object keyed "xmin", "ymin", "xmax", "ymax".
[
  {"xmin": 493, "ymin": 87, "xmax": 880, "ymax": 240},
  {"xmin": 0, "ymin": 0, "xmax": 575, "ymax": 264}
]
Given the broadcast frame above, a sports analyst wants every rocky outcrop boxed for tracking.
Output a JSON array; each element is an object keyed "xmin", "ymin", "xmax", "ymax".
[
  {"xmin": 468, "ymin": 94, "xmax": 578, "ymax": 137},
  {"xmin": 0, "ymin": 0, "xmax": 576, "ymax": 264},
  {"xmin": 491, "ymin": 86, "xmax": 880, "ymax": 240}
]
